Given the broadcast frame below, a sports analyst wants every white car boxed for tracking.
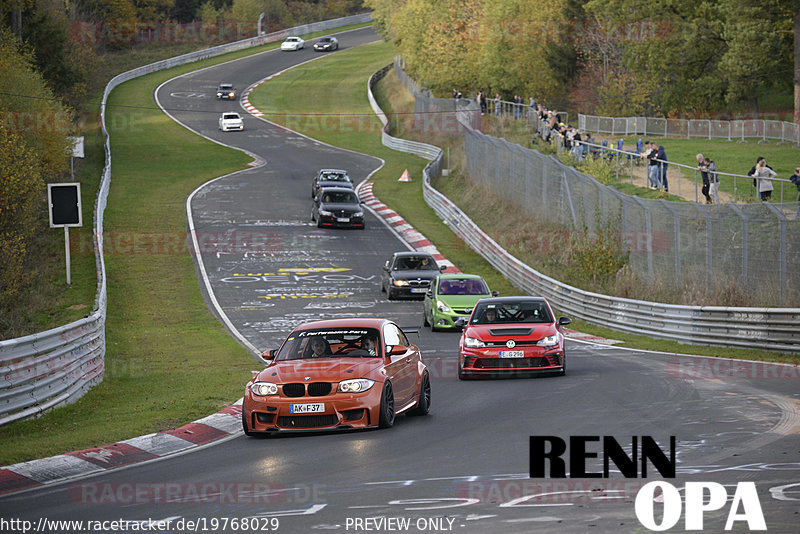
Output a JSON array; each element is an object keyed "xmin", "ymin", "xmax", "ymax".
[
  {"xmin": 281, "ymin": 36, "xmax": 304, "ymax": 51},
  {"xmin": 219, "ymin": 112, "xmax": 244, "ymax": 131}
]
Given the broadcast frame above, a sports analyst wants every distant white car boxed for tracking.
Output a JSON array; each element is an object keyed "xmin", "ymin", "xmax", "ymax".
[
  {"xmin": 281, "ymin": 36, "xmax": 304, "ymax": 51},
  {"xmin": 219, "ymin": 112, "xmax": 244, "ymax": 131}
]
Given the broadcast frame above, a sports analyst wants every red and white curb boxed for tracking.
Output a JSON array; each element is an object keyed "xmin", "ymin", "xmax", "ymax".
[
  {"xmin": 0, "ymin": 401, "xmax": 243, "ymax": 496},
  {"xmin": 356, "ymin": 182, "xmax": 459, "ymax": 273},
  {"xmin": 562, "ymin": 328, "xmax": 621, "ymax": 345}
]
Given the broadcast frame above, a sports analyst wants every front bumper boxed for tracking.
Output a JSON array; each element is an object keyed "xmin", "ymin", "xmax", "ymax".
[
  {"xmin": 317, "ymin": 213, "xmax": 364, "ymax": 228},
  {"xmin": 460, "ymin": 347, "xmax": 564, "ymax": 375},
  {"xmin": 220, "ymin": 123, "xmax": 244, "ymax": 131},
  {"xmin": 431, "ymin": 309, "xmax": 470, "ymax": 329},
  {"xmin": 243, "ymin": 385, "xmax": 383, "ymax": 433},
  {"xmin": 389, "ymin": 284, "xmax": 431, "ymax": 299}
]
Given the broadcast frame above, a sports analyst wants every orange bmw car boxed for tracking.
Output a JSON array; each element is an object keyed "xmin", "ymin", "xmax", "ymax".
[
  {"xmin": 242, "ymin": 319, "xmax": 430, "ymax": 436},
  {"xmin": 457, "ymin": 296, "xmax": 571, "ymax": 379}
]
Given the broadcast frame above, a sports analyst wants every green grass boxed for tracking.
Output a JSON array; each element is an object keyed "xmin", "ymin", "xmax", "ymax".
[{"xmin": 0, "ymin": 23, "xmax": 374, "ymax": 466}]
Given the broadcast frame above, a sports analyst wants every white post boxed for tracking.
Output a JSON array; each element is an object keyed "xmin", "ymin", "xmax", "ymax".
[{"xmin": 64, "ymin": 227, "xmax": 71, "ymax": 285}]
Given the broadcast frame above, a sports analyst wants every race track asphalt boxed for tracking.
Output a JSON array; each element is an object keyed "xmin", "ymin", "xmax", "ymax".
[{"xmin": 1, "ymin": 27, "xmax": 798, "ymax": 533}]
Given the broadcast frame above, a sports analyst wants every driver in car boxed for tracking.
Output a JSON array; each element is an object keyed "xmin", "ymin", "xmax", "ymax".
[{"xmin": 309, "ymin": 337, "xmax": 330, "ymax": 358}]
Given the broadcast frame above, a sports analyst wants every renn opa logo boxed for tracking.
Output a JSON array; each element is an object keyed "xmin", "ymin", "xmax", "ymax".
[{"xmin": 530, "ymin": 436, "xmax": 766, "ymax": 531}]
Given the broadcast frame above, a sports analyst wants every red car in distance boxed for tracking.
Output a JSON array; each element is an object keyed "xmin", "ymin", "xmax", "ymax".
[
  {"xmin": 243, "ymin": 319, "xmax": 430, "ymax": 436},
  {"xmin": 457, "ymin": 297, "xmax": 571, "ymax": 379}
]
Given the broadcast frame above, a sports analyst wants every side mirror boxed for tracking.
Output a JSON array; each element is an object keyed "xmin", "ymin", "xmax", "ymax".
[
  {"xmin": 260, "ymin": 349, "xmax": 276, "ymax": 363},
  {"xmin": 439, "ymin": 265, "xmax": 447, "ymax": 272},
  {"xmin": 425, "ymin": 290, "xmax": 433, "ymax": 298},
  {"xmin": 389, "ymin": 345, "xmax": 408, "ymax": 356},
  {"xmin": 558, "ymin": 317, "xmax": 572, "ymax": 326},
  {"xmin": 454, "ymin": 317, "xmax": 467, "ymax": 329},
  {"xmin": 491, "ymin": 291, "xmax": 499, "ymax": 297},
  {"xmin": 383, "ymin": 261, "xmax": 390, "ymax": 271}
]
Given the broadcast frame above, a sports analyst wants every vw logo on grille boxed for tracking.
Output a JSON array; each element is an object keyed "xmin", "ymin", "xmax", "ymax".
[
  {"xmin": 506, "ymin": 339, "xmax": 516, "ymax": 348},
  {"xmin": 304, "ymin": 376, "xmax": 311, "ymax": 381},
  {"xmin": 465, "ymin": 308, "xmax": 472, "ymax": 313}
]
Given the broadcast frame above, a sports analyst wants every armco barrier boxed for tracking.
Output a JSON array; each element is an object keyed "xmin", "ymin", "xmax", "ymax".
[
  {"xmin": 370, "ymin": 64, "xmax": 800, "ymax": 353},
  {"xmin": 0, "ymin": 13, "xmax": 373, "ymax": 427}
]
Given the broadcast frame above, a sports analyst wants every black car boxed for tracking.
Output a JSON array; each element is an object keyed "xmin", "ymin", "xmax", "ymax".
[
  {"xmin": 381, "ymin": 252, "xmax": 445, "ymax": 300},
  {"xmin": 312, "ymin": 187, "xmax": 365, "ymax": 229},
  {"xmin": 314, "ymin": 37, "xmax": 339, "ymax": 51},
  {"xmin": 311, "ymin": 169, "xmax": 353, "ymax": 199},
  {"xmin": 216, "ymin": 83, "xmax": 236, "ymax": 100}
]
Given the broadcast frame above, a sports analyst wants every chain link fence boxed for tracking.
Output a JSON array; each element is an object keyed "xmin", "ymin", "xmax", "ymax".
[
  {"xmin": 390, "ymin": 60, "xmax": 800, "ymax": 308},
  {"xmin": 579, "ymin": 113, "xmax": 800, "ymax": 145}
]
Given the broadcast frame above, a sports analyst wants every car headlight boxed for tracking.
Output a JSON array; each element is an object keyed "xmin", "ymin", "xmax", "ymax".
[
  {"xmin": 251, "ymin": 382, "xmax": 278, "ymax": 396},
  {"xmin": 319, "ymin": 209, "xmax": 332, "ymax": 216},
  {"xmin": 216, "ymin": 92, "xmax": 222, "ymax": 97},
  {"xmin": 464, "ymin": 336, "xmax": 485, "ymax": 348},
  {"xmin": 229, "ymin": 92, "xmax": 235, "ymax": 97},
  {"xmin": 353, "ymin": 211, "xmax": 363, "ymax": 218},
  {"xmin": 393, "ymin": 280, "xmax": 409, "ymax": 287},
  {"xmin": 537, "ymin": 334, "xmax": 559, "ymax": 348},
  {"xmin": 337, "ymin": 379, "xmax": 375, "ymax": 393},
  {"xmin": 437, "ymin": 300, "xmax": 451, "ymax": 313}
]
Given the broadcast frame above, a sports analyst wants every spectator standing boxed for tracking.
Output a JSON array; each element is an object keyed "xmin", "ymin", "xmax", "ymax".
[
  {"xmin": 747, "ymin": 157, "xmax": 770, "ymax": 200},
  {"xmin": 452, "ymin": 88, "xmax": 458, "ymax": 99},
  {"xmin": 494, "ymin": 93, "xmax": 500, "ymax": 116},
  {"xmin": 655, "ymin": 142, "xmax": 669, "ymax": 192},
  {"xmin": 754, "ymin": 159, "xmax": 776, "ymax": 201},
  {"xmin": 697, "ymin": 153, "xmax": 711, "ymax": 203},
  {"xmin": 705, "ymin": 157, "xmax": 719, "ymax": 204},
  {"xmin": 528, "ymin": 97, "xmax": 537, "ymax": 119},
  {"xmin": 477, "ymin": 91, "xmax": 486, "ymax": 115},
  {"xmin": 789, "ymin": 167, "xmax": 800, "ymax": 202},
  {"xmin": 643, "ymin": 141, "xmax": 659, "ymax": 188}
]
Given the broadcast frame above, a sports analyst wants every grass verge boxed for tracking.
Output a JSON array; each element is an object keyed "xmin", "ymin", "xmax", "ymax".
[
  {"xmin": 0, "ymin": 23, "xmax": 374, "ymax": 466},
  {"xmin": 253, "ymin": 48, "xmax": 799, "ymax": 365}
]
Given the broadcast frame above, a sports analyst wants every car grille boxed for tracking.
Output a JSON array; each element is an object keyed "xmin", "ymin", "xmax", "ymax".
[
  {"xmin": 308, "ymin": 382, "xmax": 332, "ymax": 396},
  {"xmin": 278, "ymin": 414, "xmax": 338, "ymax": 428},
  {"xmin": 282, "ymin": 383, "xmax": 332, "ymax": 397},
  {"xmin": 474, "ymin": 357, "xmax": 550, "ymax": 369},
  {"xmin": 407, "ymin": 279, "xmax": 430, "ymax": 287},
  {"xmin": 452, "ymin": 307, "xmax": 473, "ymax": 314},
  {"xmin": 485, "ymin": 340, "xmax": 540, "ymax": 347},
  {"xmin": 282, "ymin": 384, "xmax": 305, "ymax": 397}
]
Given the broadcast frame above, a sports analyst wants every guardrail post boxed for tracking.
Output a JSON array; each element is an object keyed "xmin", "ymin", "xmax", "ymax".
[
  {"xmin": 693, "ymin": 203, "xmax": 713, "ymax": 289},
  {"xmin": 764, "ymin": 203, "xmax": 788, "ymax": 306},
  {"xmin": 726, "ymin": 203, "xmax": 749, "ymax": 286}
]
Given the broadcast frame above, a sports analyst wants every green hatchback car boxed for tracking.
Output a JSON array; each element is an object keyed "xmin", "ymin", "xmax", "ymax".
[{"xmin": 423, "ymin": 274, "xmax": 497, "ymax": 331}]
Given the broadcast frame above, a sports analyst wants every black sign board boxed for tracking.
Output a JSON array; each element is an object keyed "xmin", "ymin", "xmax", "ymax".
[{"xmin": 48, "ymin": 183, "xmax": 82, "ymax": 227}]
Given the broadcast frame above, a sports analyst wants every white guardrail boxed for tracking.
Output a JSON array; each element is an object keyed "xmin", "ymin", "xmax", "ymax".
[
  {"xmin": 367, "ymin": 65, "xmax": 800, "ymax": 353},
  {"xmin": 0, "ymin": 13, "xmax": 373, "ymax": 427}
]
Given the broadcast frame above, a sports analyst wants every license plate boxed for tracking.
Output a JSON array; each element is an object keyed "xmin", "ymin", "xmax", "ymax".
[
  {"xmin": 290, "ymin": 403, "xmax": 325, "ymax": 414},
  {"xmin": 499, "ymin": 351, "xmax": 524, "ymax": 358},
  {"xmin": 337, "ymin": 217, "xmax": 350, "ymax": 222},
  {"xmin": 411, "ymin": 288, "xmax": 427, "ymax": 293}
]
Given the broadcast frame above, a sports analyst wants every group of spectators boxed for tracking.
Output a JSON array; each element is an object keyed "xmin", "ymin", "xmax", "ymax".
[
  {"xmin": 467, "ymin": 89, "xmax": 800, "ymax": 205},
  {"xmin": 746, "ymin": 157, "xmax": 800, "ymax": 203}
]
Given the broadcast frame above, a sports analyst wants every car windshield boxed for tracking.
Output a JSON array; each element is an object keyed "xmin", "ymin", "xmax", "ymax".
[
  {"xmin": 319, "ymin": 38, "xmax": 332, "ymax": 43},
  {"xmin": 219, "ymin": 85, "xmax": 233, "ymax": 90},
  {"xmin": 471, "ymin": 301, "xmax": 553, "ymax": 324},
  {"xmin": 320, "ymin": 172, "xmax": 350, "ymax": 182},
  {"xmin": 222, "ymin": 114, "xmax": 240, "ymax": 120},
  {"xmin": 321, "ymin": 191, "xmax": 358, "ymax": 204},
  {"xmin": 275, "ymin": 328, "xmax": 382, "ymax": 360},
  {"xmin": 438, "ymin": 278, "xmax": 489, "ymax": 295},
  {"xmin": 393, "ymin": 256, "xmax": 438, "ymax": 271},
  {"xmin": 287, "ymin": 37, "xmax": 299, "ymax": 42}
]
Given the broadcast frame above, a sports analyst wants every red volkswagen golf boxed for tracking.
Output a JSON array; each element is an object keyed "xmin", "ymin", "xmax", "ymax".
[
  {"xmin": 457, "ymin": 297, "xmax": 571, "ymax": 379},
  {"xmin": 243, "ymin": 318, "xmax": 430, "ymax": 436}
]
